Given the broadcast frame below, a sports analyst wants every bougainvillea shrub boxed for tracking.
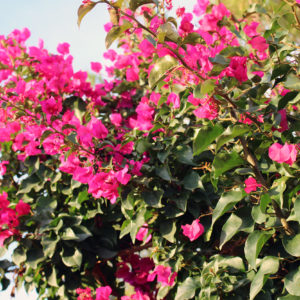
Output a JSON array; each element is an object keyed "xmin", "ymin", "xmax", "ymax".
[{"xmin": 0, "ymin": 0, "xmax": 299, "ymax": 299}]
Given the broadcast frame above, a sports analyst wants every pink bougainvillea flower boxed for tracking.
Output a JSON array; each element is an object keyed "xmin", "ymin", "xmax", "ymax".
[
  {"xmin": 244, "ymin": 22, "xmax": 259, "ymax": 37},
  {"xmin": 249, "ymin": 36, "xmax": 269, "ymax": 52},
  {"xmin": 41, "ymin": 97, "xmax": 62, "ymax": 116},
  {"xmin": 147, "ymin": 265, "xmax": 177, "ymax": 286},
  {"xmin": 0, "ymin": 192, "xmax": 9, "ymax": 209},
  {"xmin": 269, "ymin": 142, "xmax": 298, "ymax": 166},
  {"xmin": 180, "ymin": 13, "xmax": 194, "ymax": 33},
  {"xmin": 0, "ymin": 161, "xmax": 9, "ymax": 176},
  {"xmin": 126, "ymin": 67, "xmax": 139, "ymax": 82},
  {"xmin": 57, "ymin": 42, "xmax": 70, "ymax": 55},
  {"xmin": 95, "ymin": 286, "xmax": 112, "ymax": 300},
  {"xmin": 193, "ymin": 0, "xmax": 209, "ymax": 16},
  {"xmin": 76, "ymin": 287, "xmax": 93, "ymax": 300},
  {"xmin": 110, "ymin": 113, "xmax": 122, "ymax": 127},
  {"xmin": 115, "ymin": 165, "xmax": 131, "ymax": 185},
  {"xmin": 91, "ymin": 62, "xmax": 102, "ymax": 73},
  {"xmin": 181, "ymin": 219, "xmax": 204, "ymax": 241},
  {"xmin": 15, "ymin": 200, "xmax": 31, "ymax": 216},
  {"xmin": 166, "ymin": 93, "xmax": 180, "ymax": 109},
  {"xmin": 176, "ymin": 7, "xmax": 185, "ymax": 18},
  {"xmin": 104, "ymin": 22, "xmax": 113, "ymax": 32},
  {"xmin": 121, "ymin": 291, "xmax": 150, "ymax": 300},
  {"xmin": 225, "ymin": 56, "xmax": 248, "ymax": 83},
  {"xmin": 244, "ymin": 177, "xmax": 262, "ymax": 194},
  {"xmin": 138, "ymin": 39, "xmax": 155, "ymax": 57},
  {"xmin": 103, "ymin": 49, "xmax": 117, "ymax": 61},
  {"xmin": 136, "ymin": 224, "xmax": 152, "ymax": 243}
]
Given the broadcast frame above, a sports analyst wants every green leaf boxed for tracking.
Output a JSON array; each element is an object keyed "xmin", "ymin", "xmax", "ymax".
[
  {"xmin": 159, "ymin": 22, "xmax": 180, "ymax": 42},
  {"xmin": 209, "ymin": 55, "xmax": 230, "ymax": 66},
  {"xmin": 182, "ymin": 32, "xmax": 203, "ymax": 45},
  {"xmin": 149, "ymin": 55, "xmax": 179, "ymax": 88},
  {"xmin": 219, "ymin": 46, "xmax": 245, "ymax": 56},
  {"xmin": 220, "ymin": 208, "xmax": 254, "ymax": 248},
  {"xmin": 278, "ymin": 296, "xmax": 300, "ymax": 300},
  {"xmin": 129, "ymin": 0, "xmax": 154, "ymax": 11},
  {"xmin": 285, "ymin": 73, "xmax": 300, "ymax": 91},
  {"xmin": 250, "ymin": 256, "xmax": 280, "ymax": 300},
  {"xmin": 175, "ymin": 277, "xmax": 200, "ymax": 300},
  {"xmin": 72, "ymin": 225, "xmax": 92, "ymax": 242},
  {"xmin": 271, "ymin": 64, "xmax": 291, "ymax": 80},
  {"xmin": 277, "ymin": 13, "xmax": 294, "ymax": 30},
  {"xmin": 12, "ymin": 247, "xmax": 26, "ymax": 265},
  {"xmin": 193, "ymin": 124, "xmax": 224, "ymax": 156},
  {"xmin": 194, "ymin": 79, "xmax": 216, "ymax": 99},
  {"xmin": 212, "ymin": 189, "xmax": 244, "ymax": 227},
  {"xmin": 156, "ymin": 166, "xmax": 171, "ymax": 181},
  {"xmin": 174, "ymin": 193, "xmax": 189, "ymax": 212},
  {"xmin": 62, "ymin": 248, "xmax": 82, "ymax": 268},
  {"xmin": 105, "ymin": 21, "xmax": 133, "ymax": 49},
  {"xmin": 136, "ymin": 139, "xmax": 151, "ymax": 154},
  {"xmin": 182, "ymin": 171, "xmax": 204, "ymax": 191},
  {"xmin": 278, "ymin": 91, "xmax": 299, "ymax": 110},
  {"xmin": 41, "ymin": 235, "xmax": 59, "ymax": 258},
  {"xmin": 212, "ymin": 151, "xmax": 244, "ymax": 178},
  {"xmin": 244, "ymin": 231, "xmax": 273, "ymax": 270},
  {"xmin": 175, "ymin": 145, "xmax": 195, "ymax": 165},
  {"xmin": 282, "ymin": 234, "xmax": 300, "ymax": 257},
  {"xmin": 26, "ymin": 248, "xmax": 45, "ymax": 269},
  {"xmin": 285, "ymin": 266, "xmax": 300, "ymax": 296},
  {"xmin": 294, "ymin": 196, "xmax": 300, "ymax": 223},
  {"xmin": 48, "ymin": 267, "xmax": 58, "ymax": 287},
  {"xmin": 18, "ymin": 174, "xmax": 42, "ymax": 194},
  {"xmin": 142, "ymin": 189, "xmax": 163, "ymax": 208},
  {"xmin": 61, "ymin": 124, "xmax": 77, "ymax": 131},
  {"xmin": 216, "ymin": 124, "xmax": 250, "ymax": 151},
  {"xmin": 160, "ymin": 220, "xmax": 176, "ymax": 243},
  {"xmin": 40, "ymin": 130, "xmax": 54, "ymax": 144},
  {"xmin": 77, "ymin": 2, "xmax": 98, "ymax": 27}
]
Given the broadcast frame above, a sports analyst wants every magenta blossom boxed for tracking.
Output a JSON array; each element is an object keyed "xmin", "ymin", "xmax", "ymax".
[
  {"xmin": 147, "ymin": 265, "xmax": 177, "ymax": 286},
  {"xmin": 95, "ymin": 286, "xmax": 112, "ymax": 300},
  {"xmin": 91, "ymin": 62, "xmax": 102, "ymax": 73},
  {"xmin": 57, "ymin": 42, "xmax": 70, "ymax": 55},
  {"xmin": 15, "ymin": 200, "xmax": 31, "ymax": 216},
  {"xmin": 269, "ymin": 142, "xmax": 298, "ymax": 166},
  {"xmin": 244, "ymin": 22, "xmax": 259, "ymax": 37},
  {"xmin": 244, "ymin": 177, "xmax": 262, "ymax": 194},
  {"xmin": 0, "ymin": 161, "xmax": 9, "ymax": 176},
  {"xmin": 249, "ymin": 36, "xmax": 269, "ymax": 52},
  {"xmin": 181, "ymin": 219, "xmax": 204, "ymax": 241},
  {"xmin": 166, "ymin": 93, "xmax": 180, "ymax": 109},
  {"xmin": 136, "ymin": 224, "xmax": 152, "ymax": 243}
]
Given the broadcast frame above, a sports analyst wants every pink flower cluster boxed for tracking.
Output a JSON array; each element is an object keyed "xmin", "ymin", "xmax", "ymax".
[
  {"xmin": 269, "ymin": 143, "xmax": 298, "ymax": 166},
  {"xmin": 188, "ymin": 94, "xmax": 218, "ymax": 120},
  {"xmin": 0, "ymin": 28, "xmax": 150, "ymax": 204},
  {"xmin": 0, "ymin": 192, "xmax": 30, "ymax": 246}
]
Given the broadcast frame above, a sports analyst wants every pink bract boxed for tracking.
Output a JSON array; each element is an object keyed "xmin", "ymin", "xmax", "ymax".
[
  {"xmin": 181, "ymin": 219, "xmax": 205, "ymax": 241},
  {"xmin": 95, "ymin": 286, "xmax": 112, "ymax": 300},
  {"xmin": 269, "ymin": 142, "xmax": 298, "ymax": 166},
  {"xmin": 244, "ymin": 177, "xmax": 262, "ymax": 194}
]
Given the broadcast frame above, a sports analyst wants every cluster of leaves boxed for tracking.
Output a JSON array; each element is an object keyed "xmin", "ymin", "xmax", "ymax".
[{"xmin": 0, "ymin": 0, "xmax": 299, "ymax": 299}]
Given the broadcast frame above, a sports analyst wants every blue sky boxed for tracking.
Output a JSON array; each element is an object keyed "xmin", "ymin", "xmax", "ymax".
[
  {"xmin": 0, "ymin": 0, "xmax": 194, "ymax": 298},
  {"xmin": 1, "ymin": 0, "xmax": 110, "ymax": 71}
]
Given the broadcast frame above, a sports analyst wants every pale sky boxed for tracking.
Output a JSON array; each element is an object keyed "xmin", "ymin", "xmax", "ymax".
[{"xmin": 0, "ymin": 0, "xmax": 194, "ymax": 299}]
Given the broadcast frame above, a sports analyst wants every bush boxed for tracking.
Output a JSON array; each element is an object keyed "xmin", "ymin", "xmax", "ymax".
[{"xmin": 0, "ymin": 0, "xmax": 299, "ymax": 299}]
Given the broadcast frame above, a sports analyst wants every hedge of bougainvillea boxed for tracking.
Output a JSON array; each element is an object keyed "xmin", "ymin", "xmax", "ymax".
[{"xmin": 0, "ymin": 0, "xmax": 299, "ymax": 299}]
